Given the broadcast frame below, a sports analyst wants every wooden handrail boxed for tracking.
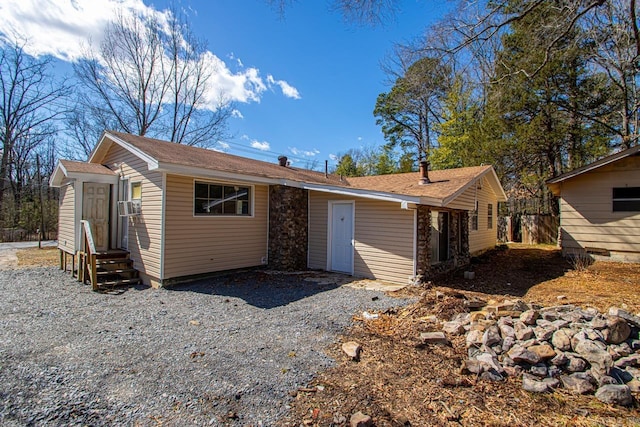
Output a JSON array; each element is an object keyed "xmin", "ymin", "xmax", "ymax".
[
  {"xmin": 80, "ymin": 220, "xmax": 96, "ymax": 255},
  {"xmin": 79, "ymin": 220, "xmax": 98, "ymax": 290}
]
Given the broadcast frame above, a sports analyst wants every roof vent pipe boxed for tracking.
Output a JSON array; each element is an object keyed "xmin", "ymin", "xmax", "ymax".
[
  {"xmin": 419, "ymin": 160, "xmax": 431, "ymax": 185},
  {"xmin": 278, "ymin": 155, "xmax": 288, "ymax": 167}
]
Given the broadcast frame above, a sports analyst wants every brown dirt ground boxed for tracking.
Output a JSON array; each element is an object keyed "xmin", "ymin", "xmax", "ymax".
[{"xmin": 280, "ymin": 244, "xmax": 640, "ymax": 427}]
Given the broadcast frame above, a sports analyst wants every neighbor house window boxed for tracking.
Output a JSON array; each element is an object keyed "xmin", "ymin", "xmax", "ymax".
[
  {"xmin": 488, "ymin": 203, "xmax": 493, "ymax": 229},
  {"xmin": 194, "ymin": 181, "xmax": 251, "ymax": 216},
  {"xmin": 613, "ymin": 187, "xmax": 640, "ymax": 212},
  {"xmin": 470, "ymin": 201, "xmax": 478, "ymax": 231}
]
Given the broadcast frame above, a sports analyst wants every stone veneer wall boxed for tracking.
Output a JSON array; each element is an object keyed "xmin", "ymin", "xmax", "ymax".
[
  {"xmin": 415, "ymin": 205, "xmax": 432, "ymax": 279},
  {"xmin": 415, "ymin": 206, "xmax": 470, "ymax": 281},
  {"xmin": 268, "ymin": 185, "xmax": 308, "ymax": 270}
]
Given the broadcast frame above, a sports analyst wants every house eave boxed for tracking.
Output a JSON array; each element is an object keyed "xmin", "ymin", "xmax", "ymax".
[
  {"xmin": 154, "ymin": 162, "xmax": 287, "ymax": 185},
  {"xmin": 546, "ymin": 145, "xmax": 640, "ymax": 186},
  {"xmin": 49, "ymin": 161, "xmax": 118, "ymax": 187},
  {"xmin": 303, "ymin": 182, "xmax": 431, "ymax": 205}
]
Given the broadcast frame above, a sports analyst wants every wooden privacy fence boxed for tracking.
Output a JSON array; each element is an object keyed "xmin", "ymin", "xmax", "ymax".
[{"xmin": 498, "ymin": 214, "xmax": 559, "ymax": 244}]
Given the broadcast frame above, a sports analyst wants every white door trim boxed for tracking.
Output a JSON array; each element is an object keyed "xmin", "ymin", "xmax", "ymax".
[
  {"xmin": 117, "ymin": 177, "xmax": 129, "ymax": 250},
  {"xmin": 327, "ymin": 200, "xmax": 355, "ymax": 275}
]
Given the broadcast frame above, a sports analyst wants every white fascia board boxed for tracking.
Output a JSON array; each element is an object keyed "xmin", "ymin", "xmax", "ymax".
[
  {"xmin": 442, "ymin": 171, "xmax": 486, "ymax": 208},
  {"xmin": 486, "ymin": 167, "xmax": 507, "ymax": 201},
  {"xmin": 49, "ymin": 162, "xmax": 69, "ymax": 187},
  {"xmin": 90, "ymin": 132, "xmax": 159, "ymax": 170},
  {"xmin": 302, "ymin": 182, "xmax": 424, "ymax": 205},
  {"xmin": 67, "ymin": 172, "xmax": 118, "ymax": 185},
  {"xmin": 442, "ymin": 167, "xmax": 507, "ymax": 208},
  {"xmin": 154, "ymin": 162, "xmax": 285, "ymax": 186},
  {"xmin": 546, "ymin": 145, "xmax": 640, "ymax": 184}
]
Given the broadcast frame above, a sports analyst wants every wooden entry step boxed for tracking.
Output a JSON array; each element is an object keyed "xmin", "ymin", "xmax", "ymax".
[{"xmin": 92, "ymin": 250, "xmax": 141, "ymax": 290}]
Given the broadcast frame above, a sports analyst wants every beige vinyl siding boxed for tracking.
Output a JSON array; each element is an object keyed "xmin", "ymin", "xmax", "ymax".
[
  {"xmin": 308, "ymin": 191, "xmax": 415, "ymax": 284},
  {"xmin": 559, "ymin": 156, "xmax": 640, "ymax": 256},
  {"xmin": 448, "ymin": 180, "xmax": 499, "ymax": 254},
  {"xmin": 163, "ymin": 174, "xmax": 268, "ymax": 279},
  {"xmin": 57, "ymin": 183, "xmax": 75, "ymax": 253},
  {"xmin": 100, "ymin": 144, "xmax": 163, "ymax": 281}
]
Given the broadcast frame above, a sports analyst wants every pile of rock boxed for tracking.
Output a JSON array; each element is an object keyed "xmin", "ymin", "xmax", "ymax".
[{"xmin": 439, "ymin": 300, "xmax": 640, "ymax": 406}]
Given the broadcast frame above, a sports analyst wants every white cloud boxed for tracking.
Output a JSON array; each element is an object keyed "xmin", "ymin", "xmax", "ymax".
[
  {"xmin": 211, "ymin": 141, "xmax": 230, "ymax": 152},
  {"xmin": 231, "ymin": 109, "xmax": 244, "ymax": 119},
  {"xmin": 251, "ymin": 140, "xmax": 270, "ymax": 151},
  {"xmin": 267, "ymin": 74, "xmax": 301, "ymax": 100},
  {"xmin": 289, "ymin": 147, "xmax": 320, "ymax": 157},
  {"xmin": 329, "ymin": 153, "xmax": 338, "ymax": 161},
  {"xmin": 0, "ymin": 0, "xmax": 168, "ymax": 61},
  {"xmin": 0, "ymin": 0, "xmax": 297, "ymax": 106}
]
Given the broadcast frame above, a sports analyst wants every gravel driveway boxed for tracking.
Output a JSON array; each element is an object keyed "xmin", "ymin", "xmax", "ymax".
[{"xmin": 0, "ymin": 267, "xmax": 409, "ymax": 426}]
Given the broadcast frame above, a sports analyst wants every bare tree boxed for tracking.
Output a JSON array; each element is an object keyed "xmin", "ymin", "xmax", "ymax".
[
  {"xmin": 0, "ymin": 40, "xmax": 68, "ymax": 218},
  {"xmin": 74, "ymin": 10, "xmax": 168, "ymax": 138},
  {"xmin": 73, "ymin": 8, "xmax": 232, "ymax": 150},
  {"xmin": 586, "ymin": 0, "xmax": 640, "ymax": 148},
  {"xmin": 164, "ymin": 9, "xmax": 233, "ymax": 147}
]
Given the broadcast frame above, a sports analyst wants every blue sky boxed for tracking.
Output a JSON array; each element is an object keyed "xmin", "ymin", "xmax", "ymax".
[{"xmin": 0, "ymin": 0, "xmax": 451, "ymax": 169}]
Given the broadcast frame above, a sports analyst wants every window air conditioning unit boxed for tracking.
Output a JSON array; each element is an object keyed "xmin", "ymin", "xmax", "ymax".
[{"xmin": 118, "ymin": 200, "xmax": 141, "ymax": 216}]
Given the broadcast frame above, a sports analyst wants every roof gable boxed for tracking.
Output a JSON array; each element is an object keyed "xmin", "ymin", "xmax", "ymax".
[
  {"xmin": 547, "ymin": 145, "xmax": 640, "ymax": 195},
  {"xmin": 346, "ymin": 165, "xmax": 506, "ymax": 206},
  {"xmin": 49, "ymin": 159, "xmax": 117, "ymax": 187}
]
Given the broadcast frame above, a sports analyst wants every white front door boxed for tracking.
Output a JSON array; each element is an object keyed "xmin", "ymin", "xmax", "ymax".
[
  {"xmin": 329, "ymin": 202, "xmax": 354, "ymax": 274},
  {"xmin": 82, "ymin": 183, "xmax": 110, "ymax": 252}
]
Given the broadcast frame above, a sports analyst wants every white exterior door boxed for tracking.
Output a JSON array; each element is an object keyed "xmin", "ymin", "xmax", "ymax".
[
  {"xmin": 329, "ymin": 202, "xmax": 354, "ymax": 274},
  {"xmin": 82, "ymin": 183, "xmax": 110, "ymax": 252}
]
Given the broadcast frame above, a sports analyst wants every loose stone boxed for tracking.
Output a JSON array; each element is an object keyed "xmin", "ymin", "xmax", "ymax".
[
  {"xmin": 551, "ymin": 329, "xmax": 573, "ymax": 351},
  {"xmin": 522, "ymin": 373, "xmax": 550, "ymax": 393},
  {"xmin": 508, "ymin": 345, "xmax": 541, "ymax": 365},
  {"xmin": 603, "ymin": 316, "xmax": 631, "ymax": 344},
  {"xmin": 594, "ymin": 384, "xmax": 633, "ymax": 406},
  {"xmin": 420, "ymin": 332, "xmax": 450, "ymax": 346},
  {"xmin": 520, "ymin": 310, "xmax": 539, "ymax": 325},
  {"xmin": 561, "ymin": 374, "xmax": 596, "ymax": 395},
  {"xmin": 342, "ymin": 341, "xmax": 362, "ymax": 361}
]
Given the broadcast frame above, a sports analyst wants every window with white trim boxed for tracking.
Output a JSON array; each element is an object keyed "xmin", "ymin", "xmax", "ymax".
[
  {"xmin": 487, "ymin": 203, "xmax": 493, "ymax": 229},
  {"xmin": 613, "ymin": 187, "xmax": 640, "ymax": 212},
  {"xmin": 194, "ymin": 182, "xmax": 251, "ymax": 216}
]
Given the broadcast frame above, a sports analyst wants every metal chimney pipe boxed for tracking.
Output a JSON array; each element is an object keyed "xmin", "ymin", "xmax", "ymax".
[{"xmin": 419, "ymin": 160, "xmax": 430, "ymax": 185}]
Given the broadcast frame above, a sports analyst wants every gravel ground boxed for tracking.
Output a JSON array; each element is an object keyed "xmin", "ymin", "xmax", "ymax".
[{"xmin": 0, "ymin": 267, "xmax": 410, "ymax": 426}]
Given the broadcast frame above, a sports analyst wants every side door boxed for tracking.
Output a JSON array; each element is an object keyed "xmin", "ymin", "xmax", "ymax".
[
  {"xmin": 82, "ymin": 183, "xmax": 110, "ymax": 252},
  {"xmin": 329, "ymin": 201, "xmax": 354, "ymax": 274}
]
